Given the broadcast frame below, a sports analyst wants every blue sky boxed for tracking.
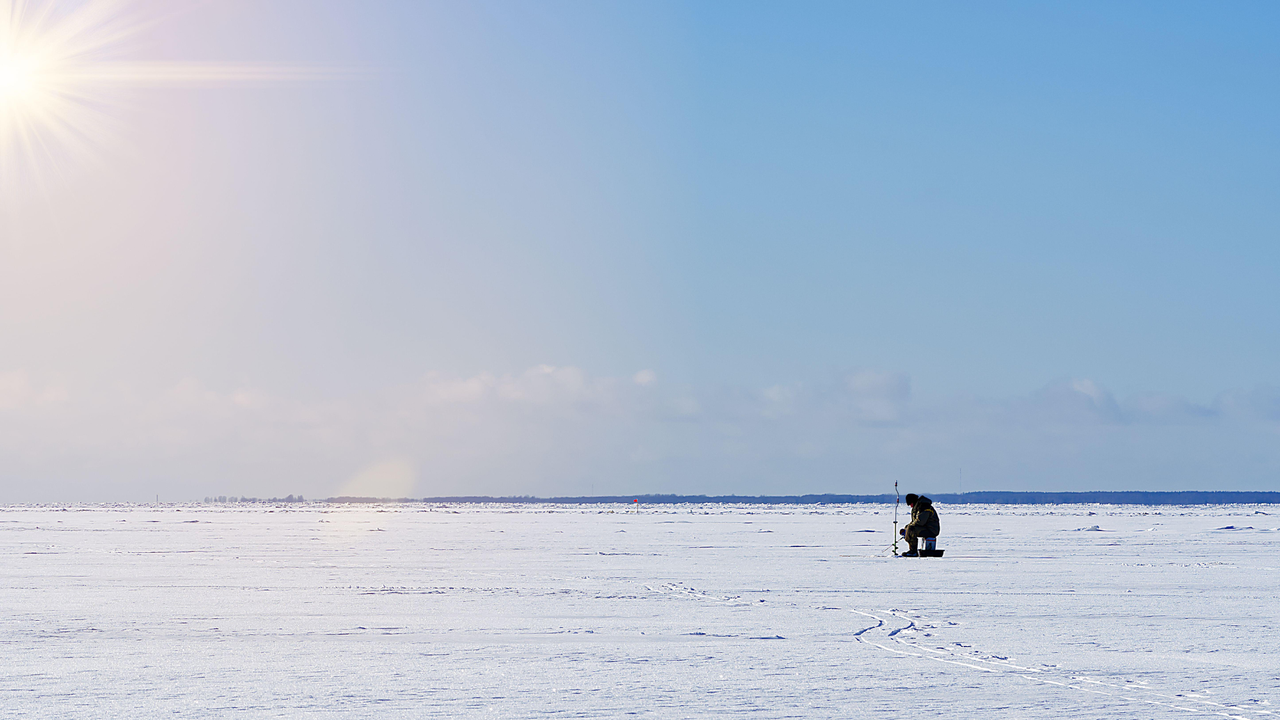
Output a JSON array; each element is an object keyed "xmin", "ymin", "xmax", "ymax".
[{"xmin": 1, "ymin": 1, "xmax": 1277, "ymax": 501}]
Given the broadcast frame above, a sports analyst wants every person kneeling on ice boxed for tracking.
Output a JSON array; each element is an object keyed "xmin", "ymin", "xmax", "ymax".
[{"xmin": 899, "ymin": 493, "xmax": 940, "ymax": 557}]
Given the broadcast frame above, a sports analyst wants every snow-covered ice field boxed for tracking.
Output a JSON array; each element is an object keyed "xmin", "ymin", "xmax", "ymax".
[{"xmin": 2, "ymin": 502, "xmax": 1278, "ymax": 718}]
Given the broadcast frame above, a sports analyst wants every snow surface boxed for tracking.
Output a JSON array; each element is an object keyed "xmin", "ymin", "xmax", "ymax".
[{"xmin": 1, "ymin": 502, "xmax": 1278, "ymax": 718}]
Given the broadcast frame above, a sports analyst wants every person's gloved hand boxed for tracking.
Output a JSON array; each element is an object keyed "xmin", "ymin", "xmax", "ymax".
[{"xmin": 899, "ymin": 528, "xmax": 906, "ymax": 537}]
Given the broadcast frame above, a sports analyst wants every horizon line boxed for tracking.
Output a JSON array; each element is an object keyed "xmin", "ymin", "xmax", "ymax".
[{"xmin": 300, "ymin": 490, "xmax": 1280, "ymax": 506}]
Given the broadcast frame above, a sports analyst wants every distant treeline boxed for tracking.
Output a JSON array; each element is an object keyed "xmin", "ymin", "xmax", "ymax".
[
  {"xmin": 204, "ymin": 495, "xmax": 305, "ymax": 503},
  {"xmin": 325, "ymin": 491, "xmax": 1280, "ymax": 506}
]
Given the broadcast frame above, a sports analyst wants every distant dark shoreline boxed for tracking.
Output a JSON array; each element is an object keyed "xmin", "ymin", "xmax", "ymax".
[{"xmin": 322, "ymin": 491, "xmax": 1280, "ymax": 505}]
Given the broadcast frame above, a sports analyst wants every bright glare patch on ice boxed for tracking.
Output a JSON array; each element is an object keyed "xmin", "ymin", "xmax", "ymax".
[{"xmin": 1, "ymin": 502, "xmax": 1277, "ymax": 717}]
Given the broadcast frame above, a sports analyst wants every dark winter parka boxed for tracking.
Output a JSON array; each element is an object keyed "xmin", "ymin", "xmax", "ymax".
[{"xmin": 906, "ymin": 496, "xmax": 941, "ymax": 538}]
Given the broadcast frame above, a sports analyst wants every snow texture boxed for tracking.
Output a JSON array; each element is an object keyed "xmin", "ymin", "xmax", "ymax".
[{"xmin": 1, "ymin": 502, "xmax": 1278, "ymax": 718}]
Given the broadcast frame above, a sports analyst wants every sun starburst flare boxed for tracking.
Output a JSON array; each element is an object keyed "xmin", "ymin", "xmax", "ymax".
[{"xmin": 1, "ymin": 0, "xmax": 339, "ymax": 195}]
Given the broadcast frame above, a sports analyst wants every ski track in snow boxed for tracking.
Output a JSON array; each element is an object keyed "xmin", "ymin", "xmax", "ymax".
[
  {"xmin": 846, "ymin": 608, "xmax": 1273, "ymax": 719},
  {"xmin": 1, "ymin": 502, "xmax": 1278, "ymax": 718}
]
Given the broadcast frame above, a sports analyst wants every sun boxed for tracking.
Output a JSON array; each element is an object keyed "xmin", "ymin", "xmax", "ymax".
[
  {"xmin": 1, "ymin": 22, "xmax": 71, "ymax": 118},
  {"xmin": 1, "ymin": 0, "xmax": 124, "ymax": 172},
  {"xmin": 0, "ymin": 51, "xmax": 39, "ymax": 103}
]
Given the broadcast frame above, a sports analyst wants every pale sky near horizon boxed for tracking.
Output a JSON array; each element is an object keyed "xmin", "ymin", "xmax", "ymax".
[{"xmin": 1, "ymin": 0, "xmax": 1278, "ymax": 502}]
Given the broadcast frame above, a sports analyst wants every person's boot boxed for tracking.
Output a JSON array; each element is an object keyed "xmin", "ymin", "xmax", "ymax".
[{"xmin": 901, "ymin": 550, "xmax": 919, "ymax": 557}]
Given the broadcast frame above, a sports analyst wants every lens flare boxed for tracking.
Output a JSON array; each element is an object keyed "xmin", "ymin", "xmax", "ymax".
[{"xmin": 1, "ymin": 0, "xmax": 334, "ymax": 195}]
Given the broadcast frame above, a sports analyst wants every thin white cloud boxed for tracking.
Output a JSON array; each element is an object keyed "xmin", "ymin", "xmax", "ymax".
[
  {"xmin": 845, "ymin": 370, "xmax": 911, "ymax": 424},
  {"xmin": 0, "ymin": 366, "xmax": 1277, "ymax": 501},
  {"xmin": 0, "ymin": 371, "xmax": 69, "ymax": 411},
  {"xmin": 413, "ymin": 365, "xmax": 623, "ymax": 407}
]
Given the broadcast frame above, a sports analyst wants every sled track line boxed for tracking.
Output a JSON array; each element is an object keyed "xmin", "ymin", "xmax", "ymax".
[{"xmin": 848, "ymin": 609, "xmax": 1272, "ymax": 719}]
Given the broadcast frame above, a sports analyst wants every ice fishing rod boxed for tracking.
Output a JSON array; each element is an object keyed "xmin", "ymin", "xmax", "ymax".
[{"xmin": 892, "ymin": 480, "xmax": 900, "ymax": 556}]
